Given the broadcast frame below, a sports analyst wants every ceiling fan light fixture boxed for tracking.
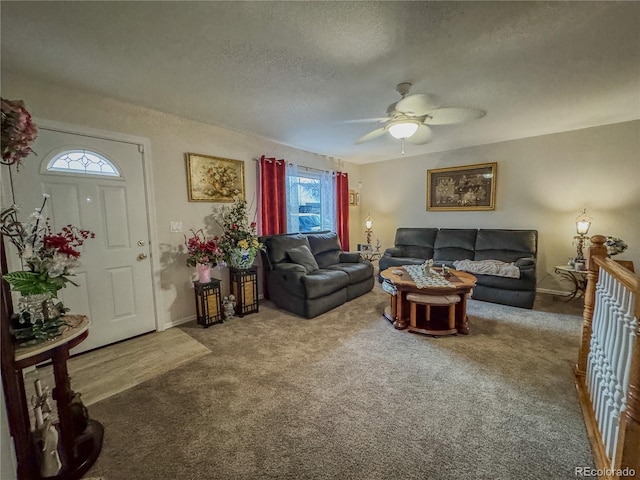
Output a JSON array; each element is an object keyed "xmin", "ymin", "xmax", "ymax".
[{"xmin": 388, "ymin": 121, "xmax": 419, "ymax": 139}]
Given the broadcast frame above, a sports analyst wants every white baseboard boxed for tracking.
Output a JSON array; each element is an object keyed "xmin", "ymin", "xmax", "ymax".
[
  {"xmin": 164, "ymin": 294, "xmax": 264, "ymax": 330},
  {"xmin": 164, "ymin": 315, "xmax": 196, "ymax": 330}
]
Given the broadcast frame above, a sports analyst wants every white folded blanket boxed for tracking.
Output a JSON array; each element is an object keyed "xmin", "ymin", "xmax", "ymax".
[{"xmin": 453, "ymin": 259, "xmax": 520, "ymax": 278}]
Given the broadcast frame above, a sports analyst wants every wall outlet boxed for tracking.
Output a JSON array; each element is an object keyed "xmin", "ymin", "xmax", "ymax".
[{"xmin": 170, "ymin": 221, "xmax": 183, "ymax": 233}]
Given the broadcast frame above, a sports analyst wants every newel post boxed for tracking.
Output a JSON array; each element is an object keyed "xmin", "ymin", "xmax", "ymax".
[{"xmin": 575, "ymin": 235, "xmax": 607, "ymax": 377}]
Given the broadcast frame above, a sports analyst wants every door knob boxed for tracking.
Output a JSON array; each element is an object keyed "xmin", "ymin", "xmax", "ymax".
[{"xmin": 137, "ymin": 253, "xmax": 148, "ymax": 261}]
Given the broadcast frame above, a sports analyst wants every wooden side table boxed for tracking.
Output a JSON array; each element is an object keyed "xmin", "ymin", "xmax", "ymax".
[{"xmin": 11, "ymin": 315, "xmax": 104, "ymax": 480}]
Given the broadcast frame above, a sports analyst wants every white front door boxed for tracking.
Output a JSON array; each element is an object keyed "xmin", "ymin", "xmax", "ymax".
[{"xmin": 7, "ymin": 127, "xmax": 156, "ymax": 353}]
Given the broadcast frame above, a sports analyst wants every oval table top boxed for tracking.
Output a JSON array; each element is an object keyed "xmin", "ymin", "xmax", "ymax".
[{"xmin": 380, "ymin": 266, "xmax": 477, "ymax": 291}]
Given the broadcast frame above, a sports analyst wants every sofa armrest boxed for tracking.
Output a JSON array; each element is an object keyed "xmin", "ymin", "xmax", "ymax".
[
  {"xmin": 383, "ymin": 247, "xmax": 404, "ymax": 257},
  {"xmin": 339, "ymin": 252, "xmax": 362, "ymax": 263},
  {"xmin": 515, "ymin": 257, "xmax": 536, "ymax": 268}
]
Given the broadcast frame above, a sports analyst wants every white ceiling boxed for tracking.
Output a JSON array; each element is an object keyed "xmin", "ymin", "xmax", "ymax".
[{"xmin": 2, "ymin": 1, "xmax": 639, "ymax": 164}]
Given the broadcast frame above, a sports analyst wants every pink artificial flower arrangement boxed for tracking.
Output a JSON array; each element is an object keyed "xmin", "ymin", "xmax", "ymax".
[{"xmin": 184, "ymin": 229, "xmax": 223, "ymax": 267}]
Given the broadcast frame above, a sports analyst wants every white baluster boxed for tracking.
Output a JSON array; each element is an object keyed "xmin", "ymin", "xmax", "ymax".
[
  {"xmin": 610, "ymin": 292, "xmax": 637, "ymax": 463},
  {"xmin": 603, "ymin": 279, "xmax": 626, "ymax": 457}
]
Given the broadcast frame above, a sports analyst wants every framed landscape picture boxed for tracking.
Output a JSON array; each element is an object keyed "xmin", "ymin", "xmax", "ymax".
[
  {"xmin": 186, "ymin": 153, "xmax": 245, "ymax": 202},
  {"xmin": 426, "ymin": 162, "xmax": 497, "ymax": 211}
]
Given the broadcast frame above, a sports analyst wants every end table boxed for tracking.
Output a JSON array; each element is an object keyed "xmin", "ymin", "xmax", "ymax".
[
  {"xmin": 193, "ymin": 279, "xmax": 223, "ymax": 327},
  {"xmin": 230, "ymin": 267, "xmax": 259, "ymax": 316},
  {"xmin": 554, "ymin": 265, "xmax": 588, "ymax": 301}
]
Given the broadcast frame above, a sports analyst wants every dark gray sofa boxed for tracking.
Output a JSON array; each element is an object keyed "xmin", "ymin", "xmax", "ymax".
[
  {"xmin": 259, "ymin": 232, "xmax": 375, "ymax": 318},
  {"xmin": 379, "ymin": 228, "xmax": 538, "ymax": 309}
]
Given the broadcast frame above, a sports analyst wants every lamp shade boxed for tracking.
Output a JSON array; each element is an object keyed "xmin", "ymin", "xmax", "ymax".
[
  {"xmin": 388, "ymin": 121, "xmax": 419, "ymax": 139},
  {"xmin": 575, "ymin": 209, "xmax": 592, "ymax": 235},
  {"xmin": 365, "ymin": 213, "xmax": 373, "ymax": 230}
]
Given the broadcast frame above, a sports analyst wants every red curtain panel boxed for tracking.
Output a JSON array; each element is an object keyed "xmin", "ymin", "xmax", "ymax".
[
  {"xmin": 335, "ymin": 171, "xmax": 350, "ymax": 251},
  {"xmin": 259, "ymin": 155, "xmax": 287, "ymax": 236}
]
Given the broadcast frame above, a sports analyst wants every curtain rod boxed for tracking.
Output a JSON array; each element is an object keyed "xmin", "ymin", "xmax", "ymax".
[{"xmin": 254, "ymin": 158, "xmax": 334, "ymax": 174}]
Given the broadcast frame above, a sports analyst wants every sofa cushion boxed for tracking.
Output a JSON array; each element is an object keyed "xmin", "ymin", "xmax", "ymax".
[
  {"xmin": 326, "ymin": 262, "xmax": 373, "ymax": 284},
  {"xmin": 308, "ymin": 232, "xmax": 342, "ymax": 268},
  {"xmin": 433, "ymin": 229, "xmax": 477, "ymax": 262},
  {"xmin": 301, "ymin": 269, "xmax": 349, "ymax": 299},
  {"xmin": 260, "ymin": 234, "xmax": 310, "ymax": 270},
  {"xmin": 474, "ymin": 229, "xmax": 538, "ymax": 263},
  {"xmin": 394, "ymin": 228, "xmax": 438, "ymax": 259},
  {"xmin": 287, "ymin": 245, "xmax": 319, "ymax": 273},
  {"xmin": 379, "ymin": 255, "xmax": 425, "ymax": 272}
]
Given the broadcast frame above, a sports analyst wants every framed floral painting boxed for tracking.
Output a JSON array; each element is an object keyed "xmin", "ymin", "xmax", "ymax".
[{"xmin": 186, "ymin": 153, "xmax": 245, "ymax": 202}]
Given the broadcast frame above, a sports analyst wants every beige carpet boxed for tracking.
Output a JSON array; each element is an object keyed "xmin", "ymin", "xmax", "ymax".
[{"xmin": 78, "ymin": 288, "xmax": 595, "ymax": 480}]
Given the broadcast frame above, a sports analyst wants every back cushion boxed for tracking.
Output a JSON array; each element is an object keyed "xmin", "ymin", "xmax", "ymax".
[
  {"xmin": 433, "ymin": 229, "xmax": 477, "ymax": 262},
  {"xmin": 403, "ymin": 246, "xmax": 434, "ymax": 258},
  {"xmin": 474, "ymin": 229, "xmax": 538, "ymax": 262},
  {"xmin": 308, "ymin": 232, "xmax": 341, "ymax": 268},
  {"xmin": 261, "ymin": 234, "xmax": 310, "ymax": 269},
  {"xmin": 395, "ymin": 228, "xmax": 438, "ymax": 258}
]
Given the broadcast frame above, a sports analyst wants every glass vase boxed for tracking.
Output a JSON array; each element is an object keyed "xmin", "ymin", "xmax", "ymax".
[
  {"xmin": 17, "ymin": 293, "xmax": 60, "ymax": 325},
  {"xmin": 11, "ymin": 293, "xmax": 64, "ymax": 346}
]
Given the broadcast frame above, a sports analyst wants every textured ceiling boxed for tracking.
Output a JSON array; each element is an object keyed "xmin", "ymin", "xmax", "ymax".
[{"xmin": 2, "ymin": 1, "xmax": 639, "ymax": 164}]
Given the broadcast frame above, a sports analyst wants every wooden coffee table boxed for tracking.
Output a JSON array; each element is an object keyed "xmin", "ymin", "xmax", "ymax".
[{"xmin": 380, "ymin": 266, "xmax": 477, "ymax": 335}]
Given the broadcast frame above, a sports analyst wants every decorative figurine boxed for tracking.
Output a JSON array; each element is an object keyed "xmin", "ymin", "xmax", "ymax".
[
  {"xmin": 422, "ymin": 259, "xmax": 434, "ymax": 276},
  {"xmin": 32, "ymin": 379, "xmax": 62, "ymax": 477},
  {"xmin": 223, "ymin": 294, "xmax": 236, "ymax": 320}
]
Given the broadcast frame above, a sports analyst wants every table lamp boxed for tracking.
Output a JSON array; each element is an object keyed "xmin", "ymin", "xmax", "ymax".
[
  {"xmin": 365, "ymin": 213, "xmax": 373, "ymax": 245},
  {"xmin": 574, "ymin": 209, "xmax": 592, "ymax": 262}
]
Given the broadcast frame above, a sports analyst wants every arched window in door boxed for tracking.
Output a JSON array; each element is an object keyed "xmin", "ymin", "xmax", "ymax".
[{"xmin": 46, "ymin": 149, "xmax": 121, "ymax": 177}]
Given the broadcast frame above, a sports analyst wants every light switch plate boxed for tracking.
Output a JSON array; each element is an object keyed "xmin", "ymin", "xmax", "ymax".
[{"xmin": 170, "ymin": 221, "xmax": 183, "ymax": 233}]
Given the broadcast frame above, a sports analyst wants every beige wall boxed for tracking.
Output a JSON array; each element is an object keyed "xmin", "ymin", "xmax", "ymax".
[
  {"xmin": 1, "ymin": 73, "xmax": 362, "ymax": 328},
  {"xmin": 358, "ymin": 121, "xmax": 640, "ymax": 290},
  {"xmin": 2, "ymin": 72, "xmax": 637, "ymax": 320}
]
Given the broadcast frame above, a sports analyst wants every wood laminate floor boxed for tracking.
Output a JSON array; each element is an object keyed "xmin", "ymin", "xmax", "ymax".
[{"xmin": 25, "ymin": 327, "xmax": 211, "ymax": 410}]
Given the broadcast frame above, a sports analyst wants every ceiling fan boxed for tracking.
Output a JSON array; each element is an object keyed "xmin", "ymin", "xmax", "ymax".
[{"xmin": 354, "ymin": 82, "xmax": 486, "ymax": 147}]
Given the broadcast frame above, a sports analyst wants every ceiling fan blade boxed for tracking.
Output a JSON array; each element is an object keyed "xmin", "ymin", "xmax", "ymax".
[
  {"xmin": 406, "ymin": 124, "xmax": 433, "ymax": 145},
  {"xmin": 395, "ymin": 93, "xmax": 438, "ymax": 116},
  {"xmin": 423, "ymin": 107, "xmax": 486, "ymax": 125},
  {"xmin": 356, "ymin": 127, "xmax": 387, "ymax": 144},
  {"xmin": 343, "ymin": 117, "xmax": 389, "ymax": 124}
]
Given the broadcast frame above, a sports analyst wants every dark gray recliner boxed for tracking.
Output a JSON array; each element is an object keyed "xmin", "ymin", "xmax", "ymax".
[{"xmin": 259, "ymin": 232, "xmax": 374, "ymax": 318}]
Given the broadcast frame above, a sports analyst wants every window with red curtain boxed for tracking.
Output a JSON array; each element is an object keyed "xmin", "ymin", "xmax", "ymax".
[
  {"xmin": 335, "ymin": 172, "xmax": 350, "ymax": 251},
  {"xmin": 258, "ymin": 155, "xmax": 287, "ymax": 236}
]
